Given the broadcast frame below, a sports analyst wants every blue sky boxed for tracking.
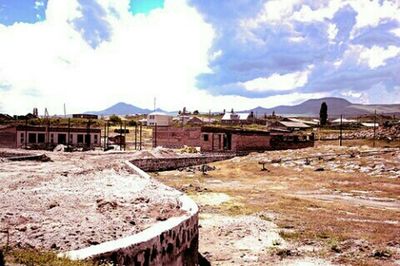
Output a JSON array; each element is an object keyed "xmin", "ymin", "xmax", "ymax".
[{"xmin": 0, "ymin": 0, "xmax": 399, "ymax": 114}]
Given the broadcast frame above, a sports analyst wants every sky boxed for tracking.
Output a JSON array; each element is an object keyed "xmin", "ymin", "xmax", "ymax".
[{"xmin": 0, "ymin": 0, "xmax": 399, "ymax": 115}]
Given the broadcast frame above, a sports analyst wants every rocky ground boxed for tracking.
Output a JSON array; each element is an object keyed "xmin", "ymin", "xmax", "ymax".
[
  {"xmin": 155, "ymin": 144, "xmax": 400, "ymax": 265},
  {"xmin": 321, "ymin": 125, "xmax": 400, "ymax": 141},
  {"xmin": 0, "ymin": 149, "xmax": 185, "ymax": 252}
]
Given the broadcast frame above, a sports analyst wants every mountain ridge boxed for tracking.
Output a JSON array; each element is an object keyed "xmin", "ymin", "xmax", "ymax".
[{"xmin": 241, "ymin": 97, "xmax": 400, "ymax": 117}]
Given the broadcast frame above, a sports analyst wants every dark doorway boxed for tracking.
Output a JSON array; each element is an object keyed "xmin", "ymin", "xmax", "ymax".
[
  {"xmin": 28, "ymin": 133, "xmax": 36, "ymax": 144},
  {"xmin": 37, "ymin": 133, "xmax": 45, "ymax": 143},
  {"xmin": 85, "ymin": 134, "xmax": 91, "ymax": 145},
  {"xmin": 223, "ymin": 133, "xmax": 231, "ymax": 150},
  {"xmin": 58, "ymin": 134, "xmax": 67, "ymax": 144}
]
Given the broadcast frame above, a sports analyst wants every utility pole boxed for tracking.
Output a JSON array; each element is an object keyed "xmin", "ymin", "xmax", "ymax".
[
  {"xmin": 153, "ymin": 123, "xmax": 157, "ymax": 148},
  {"xmin": 67, "ymin": 118, "xmax": 71, "ymax": 150},
  {"xmin": 134, "ymin": 124, "xmax": 137, "ymax": 150},
  {"xmin": 373, "ymin": 110, "xmax": 377, "ymax": 147},
  {"xmin": 103, "ymin": 122, "xmax": 107, "ymax": 150},
  {"xmin": 139, "ymin": 123, "xmax": 142, "ymax": 150},
  {"xmin": 339, "ymin": 114, "xmax": 343, "ymax": 146},
  {"xmin": 119, "ymin": 121, "xmax": 123, "ymax": 151}
]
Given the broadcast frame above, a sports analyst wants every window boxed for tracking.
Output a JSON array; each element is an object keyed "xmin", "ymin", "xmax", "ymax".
[
  {"xmin": 50, "ymin": 134, "xmax": 54, "ymax": 144},
  {"xmin": 94, "ymin": 134, "xmax": 98, "ymax": 144},
  {"xmin": 203, "ymin": 134, "xmax": 209, "ymax": 141},
  {"xmin": 77, "ymin": 134, "xmax": 84, "ymax": 144},
  {"xmin": 20, "ymin": 133, "xmax": 24, "ymax": 144},
  {"xmin": 149, "ymin": 115, "xmax": 155, "ymax": 119},
  {"xmin": 28, "ymin": 133, "xmax": 37, "ymax": 143},
  {"xmin": 37, "ymin": 133, "xmax": 45, "ymax": 143},
  {"xmin": 58, "ymin": 134, "xmax": 67, "ymax": 144}
]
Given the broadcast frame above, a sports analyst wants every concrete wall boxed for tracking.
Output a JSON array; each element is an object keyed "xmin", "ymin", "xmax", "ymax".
[
  {"xmin": 147, "ymin": 114, "xmax": 173, "ymax": 127},
  {"xmin": 62, "ymin": 161, "xmax": 200, "ymax": 266},
  {"xmin": 130, "ymin": 154, "xmax": 234, "ymax": 172},
  {"xmin": 16, "ymin": 131, "xmax": 101, "ymax": 148}
]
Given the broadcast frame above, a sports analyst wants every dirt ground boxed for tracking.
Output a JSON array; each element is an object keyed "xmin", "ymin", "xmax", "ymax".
[
  {"xmin": 0, "ymin": 149, "xmax": 185, "ymax": 252},
  {"xmin": 154, "ymin": 144, "xmax": 400, "ymax": 265}
]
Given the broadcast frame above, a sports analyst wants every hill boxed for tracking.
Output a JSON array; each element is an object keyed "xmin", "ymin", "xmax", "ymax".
[
  {"xmin": 85, "ymin": 102, "xmax": 158, "ymax": 115},
  {"xmin": 244, "ymin": 97, "xmax": 400, "ymax": 117}
]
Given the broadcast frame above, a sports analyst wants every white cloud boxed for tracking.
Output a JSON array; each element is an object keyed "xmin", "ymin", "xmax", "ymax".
[
  {"xmin": 349, "ymin": 0, "xmax": 400, "ymax": 38},
  {"xmin": 34, "ymin": 0, "xmax": 45, "ymax": 10},
  {"xmin": 391, "ymin": 28, "xmax": 400, "ymax": 37},
  {"xmin": 0, "ymin": 0, "xmax": 217, "ymax": 114},
  {"xmin": 242, "ymin": 67, "xmax": 312, "ymax": 92},
  {"xmin": 358, "ymin": 45, "xmax": 400, "ymax": 69},
  {"xmin": 341, "ymin": 90, "xmax": 362, "ymax": 98},
  {"xmin": 291, "ymin": 1, "xmax": 343, "ymax": 23},
  {"xmin": 327, "ymin": 23, "xmax": 338, "ymax": 42},
  {"xmin": 341, "ymin": 44, "xmax": 400, "ymax": 69}
]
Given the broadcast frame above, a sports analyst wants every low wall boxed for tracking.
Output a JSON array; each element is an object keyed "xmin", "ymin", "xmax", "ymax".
[
  {"xmin": 271, "ymin": 141, "xmax": 314, "ymax": 150},
  {"xmin": 61, "ymin": 161, "xmax": 199, "ymax": 266},
  {"xmin": 129, "ymin": 154, "xmax": 234, "ymax": 172}
]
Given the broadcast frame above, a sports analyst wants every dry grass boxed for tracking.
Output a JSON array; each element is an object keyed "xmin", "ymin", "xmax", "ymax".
[
  {"xmin": 3, "ymin": 249, "xmax": 99, "ymax": 266},
  {"xmin": 155, "ymin": 145, "xmax": 400, "ymax": 265}
]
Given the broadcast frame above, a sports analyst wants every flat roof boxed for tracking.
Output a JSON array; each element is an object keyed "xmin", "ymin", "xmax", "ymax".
[
  {"xmin": 201, "ymin": 126, "xmax": 270, "ymax": 135},
  {"xmin": 16, "ymin": 125, "xmax": 101, "ymax": 133}
]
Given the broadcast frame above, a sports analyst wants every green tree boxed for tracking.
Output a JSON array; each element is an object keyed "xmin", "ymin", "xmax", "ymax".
[
  {"xmin": 109, "ymin": 114, "xmax": 122, "ymax": 125},
  {"xmin": 319, "ymin": 102, "xmax": 328, "ymax": 126}
]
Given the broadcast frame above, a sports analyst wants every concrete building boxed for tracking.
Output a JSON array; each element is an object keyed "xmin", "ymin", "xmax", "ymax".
[
  {"xmin": 268, "ymin": 120, "xmax": 311, "ymax": 132},
  {"xmin": 221, "ymin": 112, "xmax": 253, "ymax": 125},
  {"xmin": 147, "ymin": 112, "xmax": 172, "ymax": 126},
  {"xmin": 0, "ymin": 125, "xmax": 101, "ymax": 148},
  {"xmin": 153, "ymin": 126, "xmax": 314, "ymax": 153}
]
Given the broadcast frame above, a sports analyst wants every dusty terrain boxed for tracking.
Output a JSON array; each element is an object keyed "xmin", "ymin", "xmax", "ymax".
[
  {"xmin": 155, "ymin": 144, "xmax": 400, "ymax": 265},
  {"xmin": 0, "ymin": 149, "xmax": 185, "ymax": 252}
]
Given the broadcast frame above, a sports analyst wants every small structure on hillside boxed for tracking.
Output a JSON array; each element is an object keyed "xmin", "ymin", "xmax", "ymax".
[
  {"xmin": 268, "ymin": 121, "xmax": 310, "ymax": 131},
  {"xmin": 361, "ymin": 122, "xmax": 379, "ymax": 128},
  {"xmin": 221, "ymin": 112, "xmax": 253, "ymax": 125},
  {"xmin": 186, "ymin": 116, "xmax": 217, "ymax": 126},
  {"xmin": 72, "ymin": 114, "xmax": 98, "ymax": 119},
  {"xmin": 331, "ymin": 118, "xmax": 357, "ymax": 124},
  {"xmin": 147, "ymin": 112, "xmax": 172, "ymax": 126}
]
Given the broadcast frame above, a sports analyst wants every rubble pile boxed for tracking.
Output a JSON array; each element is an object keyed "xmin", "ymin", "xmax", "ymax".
[
  {"xmin": 0, "ymin": 151, "xmax": 186, "ymax": 252},
  {"xmin": 256, "ymin": 146, "xmax": 400, "ymax": 179},
  {"xmin": 322, "ymin": 125, "xmax": 400, "ymax": 140}
]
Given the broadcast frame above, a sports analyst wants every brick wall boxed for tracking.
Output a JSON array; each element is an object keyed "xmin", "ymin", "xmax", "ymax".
[
  {"xmin": 0, "ymin": 127, "xmax": 16, "ymax": 148},
  {"xmin": 130, "ymin": 154, "xmax": 234, "ymax": 172},
  {"xmin": 231, "ymin": 133, "xmax": 271, "ymax": 152},
  {"xmin": 154, "ymin": 127, "xmax": 202, "ymax": 149}
]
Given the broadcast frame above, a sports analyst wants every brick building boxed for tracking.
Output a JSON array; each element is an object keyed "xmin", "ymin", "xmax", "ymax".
[
  {"xmin": 153, "ymin": 126, "xmax": 314, "ymax": 153},
  {"xmin": 0, "ymin": 125, "xmax": 101, "ymax": 148}
]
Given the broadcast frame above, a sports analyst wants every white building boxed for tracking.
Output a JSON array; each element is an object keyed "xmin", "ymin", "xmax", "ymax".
[{"xmin": 147, "ymin": 112, "xmax": 172, "ymax": 126}]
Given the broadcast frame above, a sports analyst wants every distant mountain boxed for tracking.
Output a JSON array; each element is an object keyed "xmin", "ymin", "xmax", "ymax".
[
  {"xmin": 85, "ymin": 102, "xmax": 165, "ymax": 115},
  {"xmin": 243, "ymin": 97, "xmax": 400, "ymax": 117}
]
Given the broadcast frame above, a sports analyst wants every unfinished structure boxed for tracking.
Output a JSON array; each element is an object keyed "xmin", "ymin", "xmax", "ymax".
[
  {"xmin": 0, "ymin": 125, "xmax": 101, "ymax": 148},
  {"xmin": 153, "ymin": 126, "xmax": 314, "ymax": 153}
]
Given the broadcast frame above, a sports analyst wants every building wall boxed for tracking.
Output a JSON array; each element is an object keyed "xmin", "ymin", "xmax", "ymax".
[
  {"xmin": 16, "ymin": 130, "xmax": 101, "ymax": 148},
  {"xmin": 0, "ymin": 127, "xmax": 16, "ymax": 148},
  {"xmin": 231, "ymin": 133, "xmax": 271, "ymax": 152},
  {"xmin": 147, "ymin": 115, "xmax": 172, "ymax": 127},
  {"xmin": 130, "ymin": 154, "xmax": 234, "ymax": 172},
  {"xmin": 153, "ymin": 127, "xmax": 202, "ymax": 148}
]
